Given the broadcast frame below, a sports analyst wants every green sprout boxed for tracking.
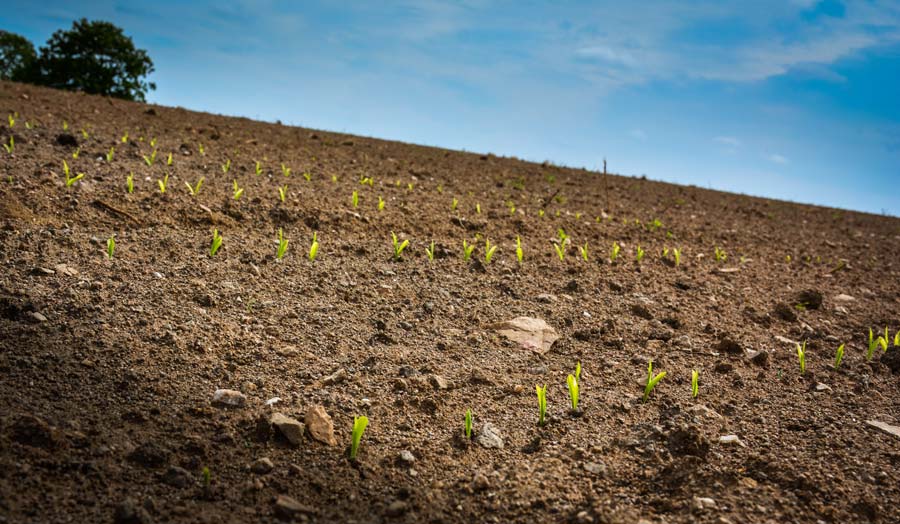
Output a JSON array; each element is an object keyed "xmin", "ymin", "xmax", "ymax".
[
  {"xmin": 566, "ymin": 365, "xmax": 581, "ymax": 411},
  {"xmin": 516, "ymin": 236, "xmax": 524, "ymax": 264},
  {"xmin": 62, "ymin": 120, "xmax": 68, "ymax": 131},
  {"xmin": 579, "ymin": 242, "xmax": 589, "ymax": 262},
  {"xmin": 464, "ymin": 409, "xmax": 473, "ymax": 439},
  {"xmin": 281, "ymin": 163, "xmax": 291, "ymax": 177},
  {"xmin": 391, "ymin": 231, "xmax": 410, "ymax": 260},
  {"xmin": 351, "ymin": 191, "xmax": 359, "ymax": 208},
  {"xmin": 662, "ymin": 247, "xmax": 670, "ymax": 258},
  {"xmin": 691, "ymin": 369, "xmax": 699, "ymax": 398},
  {"xmin": 303, "ymin": 171, "xmax": 311, "ymax": 182},
  {"xmin": 126, "ymin": 172, "xmax": 134, "ymax": 194},
  {"xmin": 425, "ymin": 241, "xmax": 436, "ymax": 262},
  {"xmin": 538, "ymin": 209, "xmax": 545, "ymax": 217},
  {"xmin": 884, "ymin": 327, "xmax": 891, "ymax": 350},
  {"xmin": 378, "ymin": 196, "xmax": 385, "ymax": 211},
  {"xmin": 232, "ymin": 180, "xmax": 244, "ymax": 200},
  {"xmin": 451, "ymin": 197, "xmax": 459, "ymax": 211},
  {"xmin": 255, "ymin": 161, "xmax": 262, "ymax": 175},
  {"xmin": 142, "ymin": 149, "xmax": 157, "ymax": 166},
  {"xmin": 157, "ymin": 173, "xmax": 169, "ymax": 194},
  {"xmin": 278, "ymin": 185, "xmax": 288, "ymax": 203},
  {"xmin": 105, "ymin": 147, "xmax": 114, "ymax": 162},
  {"xmin": 797, "ymin": 340, "xmax": 807, "ymax": 374},
  {"xmin": 878, "ymin": 335, "xmax": 888, "ymax": 353},
  {"xmin": 150, "ymin": 137, "xmax": 157, "ymax": 148},
  {"xmin": 2, "ymin": 135, "xmax": 12, "ymax": 154},
  {"xmin": 25, "ymin": 121, "xmax": 33, "ymax": 129},
  {"xmin": 867, "ymin": 328, "xmax": 877, "ymax": 361},
  {"xmin": 714, "ymin": 246, "xmax": 727, "ymax": 262},
  {"xmin": 673, "ymin": 248, "xmax": 682, "ymax": 266},
  {"xmin": 309, "ymin": 232, "xmax": 319, "ymax": 261},
  {"xmin": 610, "ymin": 242, "xmax": 621, "ymax": 262},
  {"xmin": 895, "ymin": 329, "xmax": 899, "ymax": 347},
  {"xmin": 166, "ymin": 152, "xmax": 173, "ymax": 166},
  {"xmin": 221, "ymin": 159, "xmax": 231, "ymax": 174},
  {"xmin": 407, "ymin": 182, "xmax": 414, "ymax": 191},
  {"xmin": 554, "ymin": 241, "xmax": 566, "ymax": 261},
  {"xmin": 484, "ymin": 238, "xmax": 498, "ymax": 264},
  {"xmin": 276, "ymin": 228, "xmax": 289, "ymax": 259},
  {"xmin": 462, "ymin": 239, "xmax": 475, "ymax": 261},
  {"xmin": 331, "ymin": 174, "xmax": 338, "ymax": 183},
  {"xmin": 642, "ymin": 359, "xmax": 667, "ymax": 403},
  {"xmin": 81, "ymin": 127, "xmax": 89, "ymax": 139},
  {"xmin": 201, "ymin": 467, "xmax": 211, "ymax": 487},
  {"xmin": 349, "ymin": 415, "xmax": 369, "ymax": 461},
  {"xmin": 210, "ymin": 229, "xmax": 223, "ymax": 257},
  {"xmin": 198, "ymin": 143, "xmax": 205, "ymax": 156},
  {"xmin": 7, "ymin": 113, "xmax": 14, "ymax": 127},
  {"xmin": 106, "ymin": 236, "xmax": 115, "ymax": 259},
  {"xmin": 636, "ymin": 245, "xmax": 645, "ymax": 263},
  {"xmin": 536, "ymin": 384, "xmax": 548, "ymax": 426},
  {"xmin": 360, "ymin": 175, "xmax": 374, "ymax": 186},
  {"xmin": 185, "ymin": 177, "xmax": 204, "ymax": 196},
  {"xmin": 475, "ymin": 203, "xmax": 481, "ymax": 214},
  {"xmin": 71, "ymin": 147, "xmax": 80, "ymax": 159},
  {"xmin": 121, "ymin": 131, "xmax": 128, "ymax": 143},
  {"xmin": 63, "ymin": 161, "xmax": 84, "ymax": 187},
  {"xmin": 834, "ymin": 343, "xmax": 845, "ymax": 370}
]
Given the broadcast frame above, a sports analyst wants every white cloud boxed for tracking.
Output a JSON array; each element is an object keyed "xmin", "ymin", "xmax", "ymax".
[
  {"xmin": 714, "ymin": 136, "xmax": 741, "ymax": 147},
  {"xmin": 767, "ymin": 153, "xmax": 789, "ymax": 164}
]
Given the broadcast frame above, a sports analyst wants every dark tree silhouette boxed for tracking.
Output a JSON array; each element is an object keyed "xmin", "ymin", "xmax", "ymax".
[
  {"xmin": 35, "ymin": 19, "xmax": 155, "ymax": 101},
  {"xmin": 0, "ymin": 30, "xmax": 37, "ymax": 82}
]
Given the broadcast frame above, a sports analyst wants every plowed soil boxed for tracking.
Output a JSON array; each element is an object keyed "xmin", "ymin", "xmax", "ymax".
[{"xmin": 1, "ymin": 80, "xmax": 899, "ymax": 524}]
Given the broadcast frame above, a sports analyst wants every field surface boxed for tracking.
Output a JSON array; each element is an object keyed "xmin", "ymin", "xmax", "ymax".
[{"xmin": 1, "ymin": 81, "xmax": 899, "ymax": 524}]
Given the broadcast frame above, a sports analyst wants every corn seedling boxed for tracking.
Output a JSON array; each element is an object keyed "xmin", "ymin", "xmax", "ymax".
[
  {"xmin": 797, "ymin": 341, "xmax": 807, "ymax": 374},
  {"xmin": 185, "ymin": 177, "xmax": 204, "ymax": 196},
  {"xmin": 106, "ymin": 236, "xmax": 116, "ymax": 259},
  {"xmin": 691, "ymin": 369, "xmax": 699, "ymax": 398},
  {"xmin": 303, "ymin": 171, "xmax": 311, "ymax": 182},
  {"xmin": 360, "ymin": 175, "xmax": 374, "ymax": 186},
  {"xmin": 378, "ymin": 196, "xmax": 385, "ymax": 211},
  {"xmin": 464, "ymin": 409, "xmax": 473, "ymax": 439},
  {"xmin": 71, "ymin": 147, "xmax": 80, "ymax": 159},
  {"xmin": 2, "ymin": 135, "xmax": 12, "ymax": 154},
  {"xmin": 309, "ymin": 232, "xmax": 319, "ymax": 261},
  {"xmin": 451, "ymin": 198, "xmax": 459, "ymax": 211},
  {"xmin": 150, "ymin": 137, "xmax": 157, "ymax": 148},
  {"xmin": 867, "ymin": 328, "xmax": 877, "ymax": 361},
  {"xmin": 610, "ymin": 242, "xmax": 621, "ymax": 262},
  {"xmin": 538, "ymin": 209, "xmax": 545, "ymax": 217},
  {"xmin": 462, "ymin": 239, "xmax": 475, "ymax": 261},
  {"xmin": 673, "ymin": 248, "xmax": 682, "ymax": 266},
  {"xmin": 475, "ymin": 203, "xmax": 481, "ymax": 214},
  {"xmin": 884, "ymin": 327, "xmax": 891, "ymax": 350},
  {"xmin": 142, "ymin": 149, "xmax": 157, "ymax": 166},
  {"xmin": 425, "ymin": 241, "xmax": 436, "ymax": 262},
  {"xmin": 210, "ymin": 229, "xmax": 223, "ymax": 257},
  {"xmin": 554, "ymin": 241, "xmax": 566, "ymax": 261},
  {"xmin": 81, "ymin": 128, "xmax": 88, "ymax": 139},
  {"xmin": 636, "ymin": 245, "xmax": 645, "ymax": 263},
  {"xmin": 391, "ymin": 231, "xmax": 409, "ymax": 260},
  {"xmin": 280, "ymin": 163, "xmax": 290, "ymax": 177},
  {"xmin": 121, "ymin": 131, "xmax": 128, "ymax": 143},
  {"xmin": 579, "ymin": 242, "xmax": 589, "ymax": 262},
  {"xmin": 878, "ymin": 336, "xmax": 888, "ymax": 352},
  {"xmin": 126, "ymin": 172, "xmax": 134, "ymax": 194},
  {"xmin": 536, "ymin": 384, "xmax": 548, "ymax": 426},
  {"xmin": 62, "ymin": 120, "xmax": 68, "ymax": 131},
  {"xmin": 276, "ymin": 228, "xmax": 289, "ymax": 259},
  {"xmin": 201, "ymin": 467, "xmax": 211, "ymax": 487},
  {"xmin": 232, "ymin": 180, "xmax": 244, "ymax": 200},
  {"xmin": 220, "ymin": 159, "xmax": 231, "ymax": 174},
  {"xmin": 255, "ymin": 161, "xmax": 263, "ymax": 175},
  {"xmin": 276, "ymin": 184, "xmax": 287, "ymax": 203},
  {"xmin": 516, "ymin": 236, "xmax": 524, "ymax": 264},
  {"xmin": 105, "ymin": 147, "xmax": 114, "ymax": 162},
  {"xmin": 351, "ymin": 191, "xmax": 359, "ymax": 208},
  {"xmin": 484, "ymin": 238, "xmax": 498, "ymax": 264},
  {"xmin": 895, "ymin": 330, "xmax": 900, "ymax": 346},
  {"xmin": 157, "ymin": 174, "xmax": 169, "ymax": 194},
  {"xmin": 834, "ymin": 344, "xmax": 845, "ymax": 370},
  {"xmin": 642, "ymin": 359, "xmax": 666, "ymax": 403},
  {"xmin": 64, "ymin": 164, "xmax": 84, "ymax": 187},
  {"xmin": 662, "ymin": 247, "xmax": 670, "ymax": 258},
  {"xmin": 566, "ymin": 372, "xmax": 579, "ymax": 412},
  {"xmin": 714, "ymin": 246, "xmax": 727, "ymax": 262},
  {"xmin": 7, "ymin": 114, "xmax": 14, "ymax": 127},
  {"xmin": 349, "ymin": 415, "xmax": 368, "ymax": 461},
  {"xmin": 407, "ymin": 182, "xmax": 414, "ymax": 191},
  {"xmin": 25, "ymin": 121, "xmax": 33, "ymax": 129}
]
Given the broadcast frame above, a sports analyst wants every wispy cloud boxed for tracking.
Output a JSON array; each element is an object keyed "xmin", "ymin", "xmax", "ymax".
[{"xmin": 767, "ymin": 153, "xmax": 789, "ymax": 164}]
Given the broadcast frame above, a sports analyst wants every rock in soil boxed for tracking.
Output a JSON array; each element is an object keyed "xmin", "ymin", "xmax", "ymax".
[
  {"xmin": 274, "ymin": 494, "xmax": 317, "ymax": 519},
  {"xmin": 475, "ymin": 422, "xmax": 504, "ymax": 449},
  {"xmin": 212, "ymin": 389, "xmax": 247, "ymax": 408},
  {"xmin": 488, "ymin": 317, "xmax": 559, "ymax": 354},
  {"xmin": 305, "ymin": 405, "xmax": 337, "ymax": 446},
  {"xmin": 251, "ymin": 457, "xmax": 275, "ymax": 474},
  {"xmin": 270, "ymin": 413, "xmax": 305, "ymax": 446}
]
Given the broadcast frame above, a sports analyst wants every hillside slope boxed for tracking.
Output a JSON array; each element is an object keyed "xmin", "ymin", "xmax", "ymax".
[{"xmin": 1, "ymin": 80, "xmax": 899, "ymax": 524}]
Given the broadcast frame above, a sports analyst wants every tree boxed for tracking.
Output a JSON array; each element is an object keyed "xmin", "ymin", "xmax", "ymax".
[
  {"xmin": 35, "ymin": 19, "xmax": 155, "ymax": 101},
  {"xmin": 0, "ymin": 30, "xmax": 37, "ymax": 82}
]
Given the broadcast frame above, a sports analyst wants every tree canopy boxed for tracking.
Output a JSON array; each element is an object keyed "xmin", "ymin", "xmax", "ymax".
[{"xmin": 1, "ymin": 19, "xmax": 155, "ymax": 102}]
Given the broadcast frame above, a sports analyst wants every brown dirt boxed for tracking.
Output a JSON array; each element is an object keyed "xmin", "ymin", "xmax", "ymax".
[{"xmin": 1, "ymin": 80, "xmax": 899, "ymax": 524}]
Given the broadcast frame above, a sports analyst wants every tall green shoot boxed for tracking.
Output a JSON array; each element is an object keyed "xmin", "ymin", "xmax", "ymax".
[
  {"xmin": 515, "ymin": 236, "xmax": 524, "ymax": 264},
  {"xmin": 106, "ymin": 236, "xmax": 116, "ymax": 259},
  {"xmin": 308, "ymin": 232, "xmax": 319, "ymax": 261},
  {"xmin": 425, "ymin": 241, "xmax": 436, "ymax": 262},
  {"xmin": 610, "ymin": 242, "xmax": 621, "ymax": 263},
  {"xmin": 464, "ymin": 409, "xmax": 473, "ymax": 439},
  {"xmin": 232, "ymin": 180, "xmax": 244, "ymax": 200},
  {"xmin": 535, "ymin": 384, "xmax": 548, "ymax": 426},
  {"xmin": 276, "ymin": 229, "xmax": 289, "ymax": 259},
  {"xmin": 391, "ymin": 231, "xmax": 409, "ymax": 260},
  {"xmin": 834, "ymin": 344, "xmax": 844, "ymax": 370},
  {"xmin": 797, "ymin": 340, "xmax": 807, "ymax": 374},
  {"xmin": 126, "ymin": 172, "xmax": 134, "ymax": 194},
  {"xmin": 210, "ymin": 229, "xmax": 223, "ymax": 257},
  {"xmin": 691, "ymin": 369, "xmax": 699, "ymax": 398},
  {"xmin": 157, "ymin": 173, "xmax": 169, "ymax": 193},
  {"xmin": 484, "ymin": 239, "xmax": 498, "ymax": 264},
  {"xmin": 185, "ymin": 177, "xmax": 204, "ymax": 196},
  {"xmin": 462, "ymin": 239, "xmax": 475, "ymax": 261},
  {"xmin": 642, "ymin": 360, "xmax": 666, "ymax": 403},
  {"xmin": 349, "ymin": 416, "xmax": 369, "ymax": 461}
]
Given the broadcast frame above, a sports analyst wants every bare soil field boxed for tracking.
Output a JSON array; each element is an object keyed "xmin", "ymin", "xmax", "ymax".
[{"xmin": 1, "ymin": 80, "xmax": 899, "ymax": 524}]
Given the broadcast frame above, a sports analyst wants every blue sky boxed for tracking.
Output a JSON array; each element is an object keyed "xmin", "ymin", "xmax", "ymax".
[{"xmin": 3, "ymin": 1, "xmax": 899, "ymax": 215}]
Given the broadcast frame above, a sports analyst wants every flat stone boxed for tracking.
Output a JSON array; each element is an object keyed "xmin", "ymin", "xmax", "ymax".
[
  {"xmin": 274, "ymin": 494, "xmax": 316, "ymax": 519},
  {"xmin": 866, "ymin": 420, "xmax": 900, "ymax": 440},
  {"xmin": 475, "ymin": 422, "xmax": 504, "ymax": 449},
  {"xmin": 212, "ymin": 389, "xmax": 246, "ymax": 408},
  {"xmin": 428, "ymin": 374, "xmax": 450, "ymax": 390},
  {"xmin": 270, "ymin": 413, "xmax": 305, "ymax": 446},
  {"xmin": 305, "ymin": 405, "xmax": 337, "ymax": 446},
  {"xmin": 488, "ymin": 317, "xmax": 559, "ymax": 354},
  {"xmin": 251, "ymin": 457, "xmax": 274, "ymax": 474},
  {"xmin": 25, "ymin": 311, "xmax": 47, "ymax": 323},
  {"xmin": 693, "ymin": 496, "xmax": 717, "ymax": 510},
  {"xmin": 718, "ymin": 434, "xmax": 746, "ymax": 447}
]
